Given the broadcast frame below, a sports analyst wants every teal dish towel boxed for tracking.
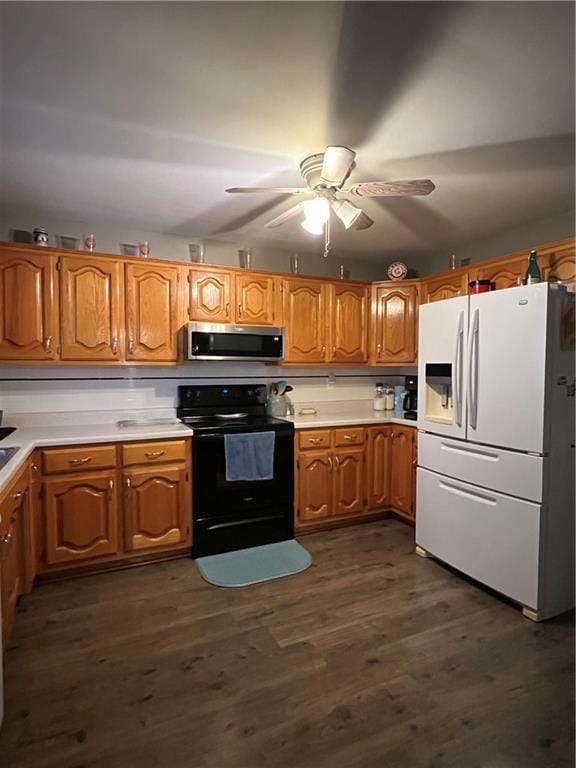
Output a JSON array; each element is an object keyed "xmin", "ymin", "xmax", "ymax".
[{"xmin": 224, "ymin": 431, "xmax": 275, "ymax": 481}]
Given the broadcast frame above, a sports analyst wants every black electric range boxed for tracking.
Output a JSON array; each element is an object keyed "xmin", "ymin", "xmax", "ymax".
[{"xmin": 177, "ymin": 384, "xmax": 294, "ymax": 557}]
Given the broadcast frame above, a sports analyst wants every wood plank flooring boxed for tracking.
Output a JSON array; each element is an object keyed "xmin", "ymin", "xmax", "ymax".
[{"xmin": 0, "ymin": 520, "xmax": 573, "ymax": 768}]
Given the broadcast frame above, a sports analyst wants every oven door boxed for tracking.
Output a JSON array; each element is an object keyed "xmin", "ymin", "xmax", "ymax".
[
  {"xmin": 187, "ymin": 323, "xmax": 284, "ymax": 361},
  {"xmin": 192, "ymin": 427, "xmax": 294, "ymax": 556}
]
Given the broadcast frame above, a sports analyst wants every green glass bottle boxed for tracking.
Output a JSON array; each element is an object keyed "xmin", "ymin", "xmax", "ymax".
[{"xmin": 524, "ymin": 249, "xmax": 541, "ymax": 285}]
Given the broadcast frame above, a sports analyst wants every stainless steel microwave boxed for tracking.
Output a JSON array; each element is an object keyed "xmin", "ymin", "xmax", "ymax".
[{"xmin": 186, "ymin": 322, "xmax": 284, "ymax": 361}]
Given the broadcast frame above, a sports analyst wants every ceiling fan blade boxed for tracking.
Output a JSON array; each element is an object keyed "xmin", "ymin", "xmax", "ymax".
[
  {"xmin": 264, "ymin": 203, "xmax": 305, "ymax": 229},
  {"xmin": 351, "ymin": 211, "xmax": 374, "ymax": 230},
  {"xmin": 226, "ymin": 187, "xmax": 310, "ymax": 194},
  {"xmin": 349, "ymin": 179, "xmax": 436, "ymax": 197},
  {"xmin": 321, "ymin": 146, "xmax": 356, "ymax": 186}
]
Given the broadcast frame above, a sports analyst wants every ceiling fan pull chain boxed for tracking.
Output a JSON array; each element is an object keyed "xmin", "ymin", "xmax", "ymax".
[{"xmin": 323, "ymin": 213, "xmax": 331, "ymax": 258}]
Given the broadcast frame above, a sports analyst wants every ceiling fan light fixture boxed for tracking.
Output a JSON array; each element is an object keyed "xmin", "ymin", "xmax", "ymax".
[
  {"xmin": 301, "ymin": 218, "xmax": 324, "ymax": 236},
  {"xmin": 332, "ymin": 199, "xmax": 362, "ymax": 229},
  {"xmin": 301, "ymin": 197, "xmax": 330, "ymax": 235}
]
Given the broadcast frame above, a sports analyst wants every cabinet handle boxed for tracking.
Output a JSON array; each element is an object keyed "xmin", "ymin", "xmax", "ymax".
[
  {"xmin": 10, "ymin": 490, "xmax": 24, "ymax": 499},
  {"xmin": 332, "ymin": 346, "xmax": 336, "ymax": 356},
  {"xmin": 321, "ymin": 345, "xmax": 326, "ymax": 355},
  {"xmin": 328, "ymin": 456, "xmax": 333, "ymax": 471},
  {"xmin": 108, "ymin": 479, "xmax": 114, "ymax": 490},
  {"xmin": 238, "ymin": 304, "xmax": 242, "ymax": 317},
  {"xmin": 125, "ymin": 477, "xmax": 132, "ymax": 488},
  {"xmin": 145, "ymin": 450, "xmax": 165, "ymax": 459},
  {"xmin": 334, "ymin": 456, "xmax": 340, "ymax": 470},
  {"xmin": 1, "ymin": 531, "xmax": 12, "ymax": 545},
  {"xmin": 343, "ymin": 435, "xmax": 355, "ymax": 441},
  {"xmin": 128, "ymin": 337, "xmax": 134, "ymax": 354},
  {"xmin": 69, "ymin": 457, "xmax": 92, "ymax": 465},
  {"xmin": 44, "ymin": 335, "xmax": 52, "ymax": 353},
  {"xmin": 111, "ymin": 337, "xmax": 118, "ymax": 354},
  {"xmin": 225, "ymin": 303, "xmax": 230, "ymax": 316},
  {"xmin": 376, "ymin": 343, "xmax": 382, "ymax": 358},
  {"xmin": 308, "ymin": 438, "xmax": 322, "ymax": 445}
]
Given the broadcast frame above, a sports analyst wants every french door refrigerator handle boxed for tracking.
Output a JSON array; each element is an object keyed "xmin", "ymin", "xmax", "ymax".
[
  {"xmin": 467, "ymin": 308, "xmax": 479, "ymax": 429},
  {"xmin": 453, "ymin": 311, "xmax": 464, "ymax": 427}
]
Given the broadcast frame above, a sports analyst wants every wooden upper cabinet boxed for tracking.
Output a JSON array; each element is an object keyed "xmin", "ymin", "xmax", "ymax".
[
  {"xmin": 372, "ymin": 283, "xmax": 418, "ymax": 364},
  {"xmin": 469, "ymin": 255, "xmax": 534, "ymax": 291},
  {"xmin": 0, "ymin": 250, "xmax": 59, "ymax": 360},
  {"xmin": 126, "ymin": 263, "xmax": 180, "ymax": 362},
  {"xmin": 390, "ymin": 427, "xmax": 415, "ymax": 517},
  {"xmin": 544, "ymin": 242, "xmax": 576, "ymax": 286},
  {"xmin": 123, "ymin": 465, "xmax": 190, "ymax": 552},
  {"xmin": 43, "ymin": 471, "xmax": 119, "ymax": 565},
  {"xmin": 421, "ymin": 271, "xmax": 469, "ymax": 304},
  {"xmin": 189, "ymin": 269, "xmax": 233, "ymax": 323},
  {"xmin": 235, "ymin": 273, "xmax": 278, "ymax": 326},
  {"xmin": 297, "ymin": 451, "xmax": 332, "ymax": 523},
  {"xmin": 366, "ymin": 426, "xmax": 392, "ymax": 511},
  {"xmin": 328, "ymin": 284, "xmax": 369, "ymax": 363},
  {"xmin": 333, "ymin": 447, "xmax": 365, "ymax": 516},
  {"xmin": 60, "ymin": 256, "xmax": 122, "ymax": 361},
  {"xmin": 283, "ymin": 279, "xmax": 328, "ymax": 363}
]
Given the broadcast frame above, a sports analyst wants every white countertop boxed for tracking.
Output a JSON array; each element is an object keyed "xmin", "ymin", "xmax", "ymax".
[
  {"xmin": 0, "ymin": 422, "xmax": 193, "ymax": 496},
  {"xmin": 284, "ymin": 407, "xmax": 417, "ymax": 429}
]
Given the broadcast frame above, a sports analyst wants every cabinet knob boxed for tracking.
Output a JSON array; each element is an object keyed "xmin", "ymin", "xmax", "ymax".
[
  {"xmin": 128, "ymin": 337, "xmax": 135, "ymax": 354},
  {"xmin": 111, "ymin": 337, "xmax": 119, "ymax": 355},
  {"xmin": 125, "ymin": 477, "xmax": 132, "ymax": 488},
  {"xmin": 376, "ymin": 343, "xmax": 382, "ymax": 358},
  {"xmin": 43, "ymin": 335, "xmax": 53, "ymax": 353},
  {"xmin": 10, "ymin": 490, "xmax": 24, "ymax": 499},
  {"xmin": 108, "ymin": 479, "xmax": 114, "ymax": 490}
]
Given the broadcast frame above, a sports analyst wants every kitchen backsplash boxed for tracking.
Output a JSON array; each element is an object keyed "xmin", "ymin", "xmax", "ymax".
[{"xmin": 0, "ymin": 363, "xmax": 416, "ymax": 420}]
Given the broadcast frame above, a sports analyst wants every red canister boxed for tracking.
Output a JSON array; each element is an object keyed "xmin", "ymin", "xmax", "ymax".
[{"xmin": 469, "ymin": 280, "xmax": 493, "ymax": 295}]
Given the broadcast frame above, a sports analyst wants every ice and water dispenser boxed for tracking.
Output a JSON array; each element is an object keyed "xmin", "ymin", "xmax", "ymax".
[{"xmin": 424, "ymin": 363, "xmax": 454, "ymax": 423}]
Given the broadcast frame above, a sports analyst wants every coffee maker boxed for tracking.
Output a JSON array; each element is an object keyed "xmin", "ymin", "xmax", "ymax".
[{"xmin": 403, "ymin": 375, "xmax": 418, "ymax": 420}]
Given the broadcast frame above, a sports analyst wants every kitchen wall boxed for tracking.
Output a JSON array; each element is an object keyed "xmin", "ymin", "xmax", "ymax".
[
  {"xmin": 0, "ymin": 204, "xmax": 390, "ymax": 282},
  {"xmin": 415, "ymin": 209, "xmax": 574, "ymax": 276},
  {"xmin": 0, "ymin": 363, "xmax": 417, "ymax": 424}
]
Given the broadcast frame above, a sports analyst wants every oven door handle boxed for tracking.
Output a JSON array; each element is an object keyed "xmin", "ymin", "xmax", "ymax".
[{"xmin": 205, "ymin": 514, "xmax": 286, "ymax": 531}]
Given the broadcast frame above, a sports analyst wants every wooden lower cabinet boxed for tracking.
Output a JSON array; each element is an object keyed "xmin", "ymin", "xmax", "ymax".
[
  {"xmin": 123, "ymin": 465, "xmax": 190, "ymax": 552},
  {"xmin": 296, "ymin": 425, "xmax": 416, "ymax": 531},
  {"xmin": 43, "ymin": 471, "xmax": 119, "ymax": 565},
  {"xmin": 38, "ymin": 439, "xmax": 192, "ymax": 576},
  {"xmin": 389, "ymin": 427, "xmax": 416, "ymax": 519},
  {"xmin": 0, "ymin": 463, "xmax": 30, "ymax": 645},
  {"xmin": 297, "ymin": 451, "xmax": 332, "ymax": 524}
]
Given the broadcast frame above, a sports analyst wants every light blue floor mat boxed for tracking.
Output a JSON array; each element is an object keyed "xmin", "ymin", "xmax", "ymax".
[{"xmin": 195, "ymin": 540, "xmax": 312, "ymax": 588}]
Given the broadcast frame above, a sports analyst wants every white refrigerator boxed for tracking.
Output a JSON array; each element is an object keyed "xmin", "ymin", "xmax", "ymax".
[{"xmin": 416, "ymin": 282, "xmax": 575, "ymax": 620}]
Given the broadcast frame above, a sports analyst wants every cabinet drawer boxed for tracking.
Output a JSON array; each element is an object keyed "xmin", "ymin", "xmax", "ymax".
[
  {"xmin": 298, "ymin": 430, "xmax": 332, "ymax": 450},
  {"xmin": 42, "ymin": 445, "xmax": 117, "ymax": 475},
  {"xmin": 333, "ymin": 427, "xmax": 365, "ymax": 447},
  {"xmin": 122, "ymin": 440, "xmax": 188, "ymax": 466}
]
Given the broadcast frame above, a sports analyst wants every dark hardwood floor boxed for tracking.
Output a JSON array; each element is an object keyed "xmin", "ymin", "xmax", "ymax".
[{"xmin": 1, "ymin": 520, "xmax": 573, "ymax": 768}]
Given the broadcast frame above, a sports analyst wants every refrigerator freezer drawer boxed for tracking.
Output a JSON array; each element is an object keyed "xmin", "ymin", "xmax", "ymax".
[
  {"xmin": 416, "ymin": 468, "xmax": 540, "ymax": 610},
  {"xmin": 418, "ymin": 433, "xmax": 543, "ymax": 502}
]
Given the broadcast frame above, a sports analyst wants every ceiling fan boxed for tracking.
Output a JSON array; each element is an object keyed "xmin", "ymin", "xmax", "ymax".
[{"xmin": 225, "ymin": 145, "xmax": 435, "ymax": 255}]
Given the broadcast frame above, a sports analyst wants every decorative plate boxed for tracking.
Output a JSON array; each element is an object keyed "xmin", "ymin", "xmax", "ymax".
[{"xmin": 387, "ymin": 261, "xmax": 408, "ymax": 281}]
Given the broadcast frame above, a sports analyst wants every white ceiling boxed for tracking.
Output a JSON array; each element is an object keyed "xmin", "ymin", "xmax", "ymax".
[{"xmin": 1, "ymin": 2, "xmax": 574, "ymax": 261}]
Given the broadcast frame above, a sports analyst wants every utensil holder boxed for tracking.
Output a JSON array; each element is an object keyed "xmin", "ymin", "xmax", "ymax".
[{"xmin": 266, "ymin": 395, "xmax": 287, "ymax": 417}]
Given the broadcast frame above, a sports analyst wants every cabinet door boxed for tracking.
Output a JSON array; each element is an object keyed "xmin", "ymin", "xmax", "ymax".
[
  {"xmin": 0, "ymin": 491, "xmax": 27, "ymax": 645},
  {"xmin": 297, "ymin": 451, "xmax": 332, "ymax": 523},
  {"xmin": 470, "ymin": 256, "xmax": 529, "ymax": 291},
  {"xmin": 43, "ymin": 472, "xmax": 119, "ymax": 565},
  {"xmin": 329, "ymin": 283, "xmax": 369, "ymax": 363},
  {"xmin": 236, "ymin": 273, "xmax": 277, "ymax": 326},
  {"xmin": 366, "ymin": 426, "xmax": 392, "ymax": 511},
  {"xmin": 421, "ymin": 272, "xmax": 469, "ymax": 304},
  {"xmin": 189, "ymin": 270, "xmax": 233, "ymax": 323},
  {"xmin": 126, "ymin": 263, "xmax": 180, "ymax": 362},
  {"xmin": 123, "ymin": 465, "xmax": 190, "ymax": 552},
  {"xmin": 61, "ymin": 256, "xmax": 122, "ymax": 361},
  {"xmin": 544, "ymin": 243, "xmax": 576, "ymax": 286},
  {"xmin": 0, "ymin": 250, "xmax": 59, "ymax": 360},
  {"xmin": 283, "ymin": 279, "xmax": 328, "ymax": 363},
  {"xmin": 333, "ymin": 447, "xmax": 365, "ymax": 516},
  {"xmin": 390, "ymin": 427, "xmax": 415, "ymax": 517},
  {"xmin": 372, "ymin": 284, "xmax": 418, "ymax": 364}
]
